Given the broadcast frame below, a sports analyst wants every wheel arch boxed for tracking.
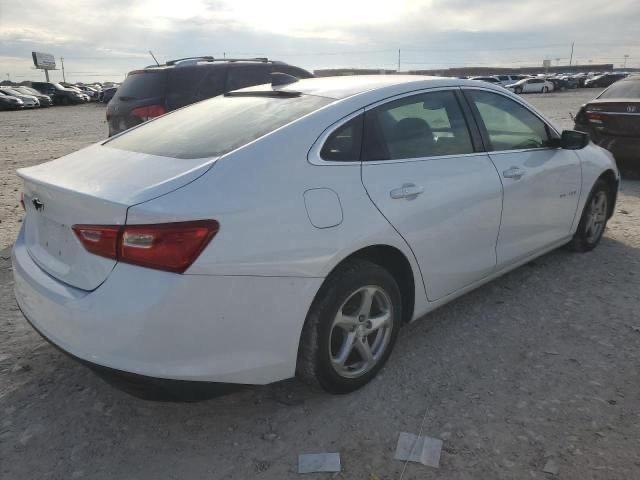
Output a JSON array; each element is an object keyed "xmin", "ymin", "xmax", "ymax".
[{"xmin": 316, "ymin": 244, "xmax": 417, "ymax": 324}]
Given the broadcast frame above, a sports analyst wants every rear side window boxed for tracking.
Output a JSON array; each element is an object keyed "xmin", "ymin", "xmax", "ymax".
[
  {"xmin": 363, "ymin": 90, "xmax": 474, "ymax": 161},
  {"xmin": 320, "ymin": 116, "xmax": 363, "ymax": 161},
  {"xmin": 599, "ymin": 80, "xmax": 640, "ymax": 99},
  {"xmin": 118, "ymin": 71, "xmax": 167, "ymax": 98},
  {"xmin": 467, "ymin": 90, "xmax": 551, "ymax": 151},
  {"xmin": 226, "ymin": 65, "xmax": 271, "ymax": 91},
  {"xmin": 105, "ymin": 94, "xmax": 333, "ymax": 159}
]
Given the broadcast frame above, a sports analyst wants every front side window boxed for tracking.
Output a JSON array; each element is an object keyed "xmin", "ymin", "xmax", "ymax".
[
  {"xmin": 363, "ymin": 90, "xmax": 474, "ymax": 161},
  {"xmin": 467, "ymin": 90, "xmax": 551, "ymax": 151},
  {"xmin": 320, "ymin": 115, "xmax": 363, "ymax": 161}
]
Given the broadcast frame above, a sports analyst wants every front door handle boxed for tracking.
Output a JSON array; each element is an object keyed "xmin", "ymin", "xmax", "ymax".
[
  {"xmin": 390, "ymin": 183, "xmax": 424, "ymax": 199},
  {"xmin": 503, "ymin": 166, "xmax": 525, "ymax": 180}
]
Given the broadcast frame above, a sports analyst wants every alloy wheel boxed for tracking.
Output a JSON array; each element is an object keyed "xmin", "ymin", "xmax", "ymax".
[
  {"xmin": 329, "ymin": 286, "xmax": 394, "ymax": 379},
  {"xmin": 584, "ymin": 191, "xmax": 608, "ymax": 243}
]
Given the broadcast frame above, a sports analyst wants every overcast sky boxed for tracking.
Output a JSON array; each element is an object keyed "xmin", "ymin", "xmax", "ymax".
[{"xmin": 1, "ymin": 0, "xmax": 639, "ymax": 83}]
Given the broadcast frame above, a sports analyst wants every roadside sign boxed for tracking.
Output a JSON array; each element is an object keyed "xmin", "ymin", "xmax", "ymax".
[{"xmin": 32, "ymin": 52, "xmax": 56, "ymax": 70}]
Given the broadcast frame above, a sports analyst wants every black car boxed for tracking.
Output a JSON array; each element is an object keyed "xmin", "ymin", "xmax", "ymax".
[
  {"xmin": 31, "ymin": 82, "xmax": 85, "ymax": 105},
  {"xmin": 0, "ymin": 91, "xmax": 23, "ymax": 110},
  {"xmin": 106, "ymin": 56, "xmax": 313, "ymax": 136},
  {"xmin": 574, "ymin": 75, "xmax": 640, "ymax": 177},
  {"xmin": 584, "ymin": 73, "xmax": 626, "ymax": 88},
  {"xmin": 100, "ymin": 87, "xmax": 117, "ymax": 104}
]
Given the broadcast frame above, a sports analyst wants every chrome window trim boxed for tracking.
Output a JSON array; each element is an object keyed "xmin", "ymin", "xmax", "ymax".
[{"xmin": 362, "ymin": 151, "xmax": 490, "ymax": 166}]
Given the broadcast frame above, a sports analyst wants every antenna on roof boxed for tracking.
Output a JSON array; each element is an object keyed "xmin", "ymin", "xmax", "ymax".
[
  {"xmin": 149, "ymin": 50, "xmax": 160, "ymax": 67},
  {"xmin": 271, "ymin": 72, "xmax": 298, "ymax": 87}
]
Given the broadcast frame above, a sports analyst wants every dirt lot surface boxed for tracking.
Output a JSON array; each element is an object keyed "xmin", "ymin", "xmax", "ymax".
[{"xmin": 2, "ymin": 90, "xmax": 640, "ymax": 479}]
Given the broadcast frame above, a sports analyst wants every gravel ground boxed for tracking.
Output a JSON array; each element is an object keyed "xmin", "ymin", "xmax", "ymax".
[{"xmin": 2, "ymin": 90, "xmax": 640, "ymax": 480}]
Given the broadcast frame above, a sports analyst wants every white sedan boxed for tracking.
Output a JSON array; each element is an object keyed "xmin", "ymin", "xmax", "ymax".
[
  {"xmin": 12, "ymin": 75, "xmax": 618, "ymax": 398},
  {"xmin": 506, "ymin": 77, "xmax": 554, "ymax": 94}
]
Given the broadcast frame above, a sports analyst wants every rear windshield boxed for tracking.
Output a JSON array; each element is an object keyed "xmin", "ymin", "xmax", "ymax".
[
  {"xmin": 599, "ymin": 80, "xmax": 640, "ymax": 99},
  {"xmin": 117, "ymin": 71, "xmax": 167, "ymax": 99},
  {"xmin": 105, "ymin": 93, "xmax": 333, "ymax": 159}
]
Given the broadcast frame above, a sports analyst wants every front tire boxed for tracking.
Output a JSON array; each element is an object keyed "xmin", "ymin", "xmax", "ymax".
[
  {"xmin": 297, "ymin": 259, "xmax": 402, "ymax": 394},
  {"xmin": 567, "ymin": 179, "xmax": 610, "ymax": 252}
]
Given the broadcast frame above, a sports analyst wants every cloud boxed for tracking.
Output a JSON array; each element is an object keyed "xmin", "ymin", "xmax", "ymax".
[{"xmin": 0, "ymin": 0, "xmax": 638, "ymax": 82}]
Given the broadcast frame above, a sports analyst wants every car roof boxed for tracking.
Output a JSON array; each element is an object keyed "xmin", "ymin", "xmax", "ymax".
[{"xmin": 241, "ymin": 75, "xmax": 508, "ymax": 101}]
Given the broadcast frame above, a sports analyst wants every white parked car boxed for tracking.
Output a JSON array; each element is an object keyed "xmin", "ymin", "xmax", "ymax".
[
  {"xmin": 506, "ymin": 77, "xmax": 554, "ymax": 94},
  {"xmin": 469, "ymin": 76, "xmax": 502, "ymax": 86},
  {"xmin": 494, "ymin": 74, "xmax": 526, "ymax": 87},
  {"xmin": 12, "ymin": 76, "xmax": 619, "ymax": 398}
]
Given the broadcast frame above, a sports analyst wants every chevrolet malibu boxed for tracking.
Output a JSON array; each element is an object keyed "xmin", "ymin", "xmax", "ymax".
[{"xmin": 13, "ymin": 76, "xmax": 619, "ymax": 398}]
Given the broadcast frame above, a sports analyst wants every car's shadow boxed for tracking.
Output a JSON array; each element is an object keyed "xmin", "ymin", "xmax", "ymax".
[{"xmin": 2, "ymin": 232, "xmax": 639, "ymax": 479}]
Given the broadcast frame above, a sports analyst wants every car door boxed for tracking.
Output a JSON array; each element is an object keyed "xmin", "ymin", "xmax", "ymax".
[
  {"xmin": 360, "ymin": 89, "xmax": 503, "ymax": 301},
  {"xmin": 463, "ymin": 88, "xmax": 581, "ymax": 267}
]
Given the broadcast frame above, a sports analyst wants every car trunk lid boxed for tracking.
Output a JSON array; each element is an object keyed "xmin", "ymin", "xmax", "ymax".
[
  {"xmin": 18, "ymin": 143, "xmax": 217, "ymax": 290},
  {"xmin": 585, "ymin": 100, "xmax": 640, "ymax": 136}
]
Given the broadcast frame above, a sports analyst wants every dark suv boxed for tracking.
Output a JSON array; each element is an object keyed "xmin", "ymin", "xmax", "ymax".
[
  {"xmin": 106, "ymin": 57, "xmax": 313, "ymax": 136},
  {"xmin": 31, "ymin": 82, "xmax": 85, "ymax": 105}
]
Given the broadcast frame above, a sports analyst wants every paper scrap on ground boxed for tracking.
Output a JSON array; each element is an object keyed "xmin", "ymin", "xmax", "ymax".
[
  {"xmin": 394, "ymin": 432, "xmax": 443, "ymax": 468},
  {"xmin": 298, "ymin": 453, "xmax": 341, "ymax": 474}
]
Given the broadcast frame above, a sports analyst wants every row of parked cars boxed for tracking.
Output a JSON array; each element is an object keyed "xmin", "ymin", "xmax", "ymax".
[
  {"xmin": 0, "ymin": 81, "xmax": 120, "ymax": 110},
  {"xmin": 469, "ymin": 71, "xmax": 630, "ymax": 94}
]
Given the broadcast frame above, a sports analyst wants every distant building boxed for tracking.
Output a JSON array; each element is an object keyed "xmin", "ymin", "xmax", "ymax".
[
  {"xmin": 314, "ymin": 64, "xmax": 618, "ymax": 78},
  {"xmin": 313, "ymin": 68, "xmax": 397, "ymax": 77}
]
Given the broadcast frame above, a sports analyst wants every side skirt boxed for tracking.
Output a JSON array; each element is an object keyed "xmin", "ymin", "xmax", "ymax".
[{"xmin": 410, "ymin": 235, "xmax": 573, "ymax": 322}]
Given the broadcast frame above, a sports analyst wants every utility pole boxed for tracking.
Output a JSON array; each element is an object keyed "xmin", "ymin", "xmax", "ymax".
[
  {"xmin": 569, "ymin": 41, "xmax": 574, "ymax": 66},
  {"xmin": 61, "ymin": 57, "xmax": 66, "ymax": 83},
  {"xmin": 223, "ymin": 52, "xmax": 226, "ymax": 59},
  {"xmin": 6, "ymin": 73, "xmax": 9, "ymax": 82},
  {"xmin": 623, "ymin": 54, "xmax": 629, "ymax": 68},
  {"xmin": 397, "ymin": 49, "xmax": 401, "ymax": 72}
]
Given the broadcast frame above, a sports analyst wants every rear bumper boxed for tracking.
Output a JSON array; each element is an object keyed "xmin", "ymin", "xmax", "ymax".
[
  {"xmin": 576, "ymin": 124, "xmax": 640, "ymax": 170},
  {"xmin": 12, "ymin": 226, "xmax": 323, "ymax": 385}
]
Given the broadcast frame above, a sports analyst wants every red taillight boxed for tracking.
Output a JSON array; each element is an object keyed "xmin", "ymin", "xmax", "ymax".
[
  {"xmin": 72, "ymin": 220, "xmax": 219, "ymax": 273},
  {"xmin": 586, "ymin": 111, "xmax": 604, "ymax": 124},
  {"xmin": 72, "ymin": 225, "xmax": 121, "ymax": 259},
  {"xmin": 130, "ymin": 104, "xmax": 166, "ymax": 121}
]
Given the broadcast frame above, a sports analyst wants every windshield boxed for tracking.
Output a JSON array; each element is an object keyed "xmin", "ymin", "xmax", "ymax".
[
  {"xmin": 599, "ymin": 80, "xmax": 640, "ymax": 99},
  {"xmin": 105, "ymin": 93, "xmax": 333, "ymax": 159}
]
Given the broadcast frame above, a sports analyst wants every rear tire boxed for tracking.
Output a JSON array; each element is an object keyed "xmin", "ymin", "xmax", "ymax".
[
  {"xmin": 567, "ymin": 179, "xmax": 610, "ymax": 252},
  {"xmin": 297, "ymin": 259, "xmax": 402, "ymax": 394}
]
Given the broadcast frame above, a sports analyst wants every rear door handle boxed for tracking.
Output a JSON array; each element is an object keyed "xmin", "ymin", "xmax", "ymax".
[
  {"xmin": 390, "ymin": 183, "xmax": 424, "ymax": 199},
  {"xmin": 503, "ymin": 166, "xmax": 525, "ymax": 180}
]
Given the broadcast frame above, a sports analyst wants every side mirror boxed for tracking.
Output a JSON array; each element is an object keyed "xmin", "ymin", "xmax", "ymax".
[{"xmin": 559, "ymin": 130, "xmax": 590, "ymax": 150}]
